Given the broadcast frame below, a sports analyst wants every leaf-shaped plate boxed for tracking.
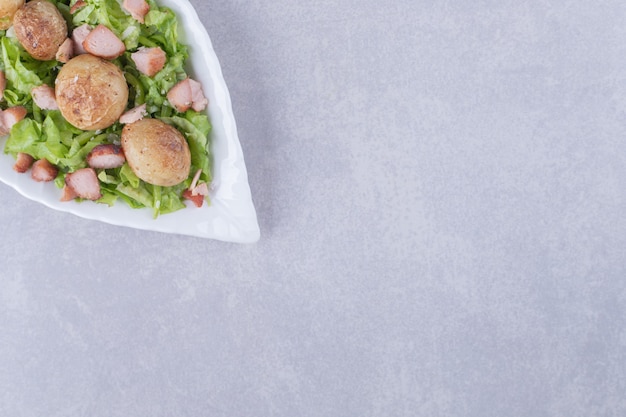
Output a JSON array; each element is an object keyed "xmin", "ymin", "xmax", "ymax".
[{"xmin": 0, "ymin": 0, "xmax": 260, "ymax": 243}]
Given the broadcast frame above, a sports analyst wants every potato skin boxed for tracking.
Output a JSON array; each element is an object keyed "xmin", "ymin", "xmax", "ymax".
[
  {"xmin": 13, "ymin": 0, "xmax": 67, "ymax": 60},
  {"xmin": 0, "ymin": 0, "xmax": 24, "ymax": 30},
  {"xmin": 55, "ymin": 54, "xmax": 129, "ymax": 131},
  {"xmin": 121, "ymin": 118, "xmax": 191, "ymax": 187}
]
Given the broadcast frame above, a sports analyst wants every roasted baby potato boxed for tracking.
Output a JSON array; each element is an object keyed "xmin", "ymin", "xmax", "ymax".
[
  {"xmin": 55, "ymin": 54, "xmax": 129, "ymax": 130},
  {"xmin": 121, "ymin": 118, "xmax": 191, "ymax": 187},
  {"xmin": 13, "ymin": 0, "xmax": 67, "ymax": 60}
]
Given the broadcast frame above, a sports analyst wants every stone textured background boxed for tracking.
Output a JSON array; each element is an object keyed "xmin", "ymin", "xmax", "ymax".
[{"xmin": 2, "ymin": 1, "xmax": 626, "ymax": 416}]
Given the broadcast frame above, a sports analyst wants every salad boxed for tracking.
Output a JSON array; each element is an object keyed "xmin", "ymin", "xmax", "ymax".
[{"xmin": 0, "ymin": 0, "xmax": 212, "ymax": 217}]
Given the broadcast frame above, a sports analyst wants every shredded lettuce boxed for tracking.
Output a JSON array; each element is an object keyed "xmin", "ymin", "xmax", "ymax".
[
  {"xmin": 1, "ymin": 0, "xmax": 212, "ymax": 217},
  {"xmin": 1, "ymin": 37, "xmax": 57, "ymax": 106},
  {"xmin": 161, "ymin": 113, "xmax": 212, "ymax": 184},
  {"xmin": 71, "ymin": 0, "xmax": 141, "ymax": 49}
]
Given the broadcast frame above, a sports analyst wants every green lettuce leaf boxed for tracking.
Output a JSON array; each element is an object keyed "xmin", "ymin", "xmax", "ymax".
[
  {"xmin": 0, "ymin": 37, "xmax": 57, "ymax": 106},
  {"xmin": 161, "ymin": 113, "xmax": 212, "ymax": 184}
]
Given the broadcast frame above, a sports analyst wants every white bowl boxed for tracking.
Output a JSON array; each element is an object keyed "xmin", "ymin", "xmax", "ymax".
[{"xmin": 0, "ymin": 0, "xmax": 260, "ymax": 243}]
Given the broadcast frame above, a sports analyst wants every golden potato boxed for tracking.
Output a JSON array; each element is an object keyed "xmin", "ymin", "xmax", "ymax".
[
  {"xmin": 121, "ymin": 118, "xmax": 191, "ymax": 187},
  {"xmin": 13, "ymin": 0, "xmax": 67, "ymax": 60},
  {"xmin": 55, "ymin": 54, "xmax": 129, "ymax": 131},
  {"xmin": 0, "ymin": 0, "xmax": 24, "ymax": 30}
]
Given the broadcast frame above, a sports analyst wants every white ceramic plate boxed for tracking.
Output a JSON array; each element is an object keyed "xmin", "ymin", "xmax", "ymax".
[{"xmin": 0, "ymin": 0, "xmax": 260, "ymax": 243}]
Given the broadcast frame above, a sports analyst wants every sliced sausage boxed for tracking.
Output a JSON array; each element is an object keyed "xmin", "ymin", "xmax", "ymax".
[
  {"xmin": 167, "ymin": 78, "xmax": 208, "ymax": 113},
  {"xmin": 166, "ymin": 78, "xmax": 192, "ymax": 112},
  {"xmin": 119, "ymin": 103, "xmax": 147, "ymax": 124},
  {"xmin": 71, "ymin": 24, "xmax": 91, "ymax": 55},
  {"xmin": 86, "ymin": 144, "xmax": 126, "ymax": 169},
  {"xmin": 191, "ymin": 182, "xmax": 209, "ymax": 196},
  {"xmin": 31, "ymin": 85, "xmax": 59, "ymax": 110},
  {"xmin": 31, "ymin": 159, "xmax": 58, "ymax": 182},
  {"xmin": 55, "ymin": 38, "xmax": 74, "ymax": 63},
  {"xmin": 131, "ymin": 47, "xmax": 166, "ymax": 77},
  {"xmin": 60, "ymin": 184, "xmax": 78, "ymax": 201},
  {"xmin": 0, "ymin": 106, "xmax": 27, "ymax": 135},
  {"xmin": 82, "ymin": 24, "xmax": 125, "ymax": 60},
  {"xmin": 64, "ymin": 168, "xmax": 102, "ymax": 200},
  {"xmin": 13, "ymin": 152, "xmax": 34, "ymax": 173},
  {"xmin": 182, "ymin": 189, "xmax": 204, "ymax": 207},
  {"xmin": 189, "ymin": 78, "xmax": 208, "ymax": 112},
  {"xmin": 123, "ymin": 0, "xmax": 150, "ymax": 23}
]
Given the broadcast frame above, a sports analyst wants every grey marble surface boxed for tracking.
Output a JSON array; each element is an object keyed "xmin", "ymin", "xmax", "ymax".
[{"xmin": 2, "ymin": 0, "xmax": 626, "ymax": 416}]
